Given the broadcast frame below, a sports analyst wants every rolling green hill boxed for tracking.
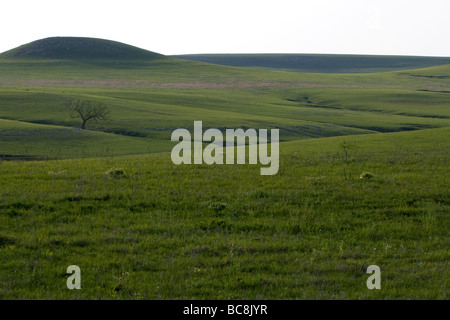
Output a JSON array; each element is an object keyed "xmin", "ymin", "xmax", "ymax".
[
  {"xmin": 173, "ymin": 53, "xmax": 450, "ymax": 73},
  {"xmin": 0, "ymin": 118, "xmax": 168, "ymax": 160},
  {"xmin": 1, "ymin": 38, "xmax": 449, "ymax": 161},
  {"xmin": 1, "ymin": 37, "xmax": 165, "ymax": 60}
]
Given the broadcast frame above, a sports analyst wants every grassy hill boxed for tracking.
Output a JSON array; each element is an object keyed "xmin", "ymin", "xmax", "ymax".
[
  {"xmin": 1, "ymin": 38, "xmax": 449, "ymax": 160},
  {"xmin": 0, "ymin": 37, "xmax": 448, "ymax": 300},
  {"xmin": 173, "ymin": 53, "xmax": 450, "ymax": 73},
  {"xmin": 0, "ymin": 118, "xmax": 168, "ymax": 160},
  {"xmin": 1, "ymin": 37, "xmax": 164, "ymax": 60}
]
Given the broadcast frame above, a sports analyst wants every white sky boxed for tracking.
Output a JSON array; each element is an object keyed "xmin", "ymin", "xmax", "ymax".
[{"xmin": 1, "ymin": 0, "xmax": 449, "ymax": 56}]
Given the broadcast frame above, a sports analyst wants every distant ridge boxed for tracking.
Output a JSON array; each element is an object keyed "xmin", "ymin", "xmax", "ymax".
[
  {"xmin": 0, "ymin": 37, "xmax": 164, "ymax": 60},
  {"xmin": 174, "ymin": 54, "xmax": 450, "ymax": 73}
]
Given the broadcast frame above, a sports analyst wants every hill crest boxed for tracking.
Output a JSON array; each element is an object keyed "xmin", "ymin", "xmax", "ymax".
[{"xmin": 0, "ymin": 37, "xmax": 164, "ymax": 60}]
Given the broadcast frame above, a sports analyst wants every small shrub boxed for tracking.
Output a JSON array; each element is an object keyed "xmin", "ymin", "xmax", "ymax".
[
  {"xmin": 0, "ymin": 235, "xmax": 15, "ymax": 247},
  {"xmin": 360, "ymin": 172, "xmax": 375, "ymax": 180},
  {"xmin": 104, "ymin": 168, "xmax": 126, "ymax": 178}
]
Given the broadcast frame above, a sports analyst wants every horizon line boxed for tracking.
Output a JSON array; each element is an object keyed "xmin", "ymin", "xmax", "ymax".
[{"xmin": 1, "ymin": 36, "xmax": 449, "ymax": 59}]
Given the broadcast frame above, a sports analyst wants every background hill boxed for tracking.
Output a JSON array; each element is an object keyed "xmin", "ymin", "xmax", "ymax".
[
  {"xmin": 0, "ymin": 37, "xmax": 449, "ymax": 160},
  {"xmin": 0, "ymin": 37, "xmax": 164, "ymax": 60},
  {"xmin": 173, "ymin": 53, "xmax": 450, "ymax": 73}
]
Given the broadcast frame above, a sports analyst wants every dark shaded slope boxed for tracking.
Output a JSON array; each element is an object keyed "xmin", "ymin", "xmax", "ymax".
[
  {"xmin": 0, "ymin": 37, "xmax": 164, "ymax": 60},
  {"xmin": 173, "ymin": 53, "xmax": 450, "ymax": 73}
]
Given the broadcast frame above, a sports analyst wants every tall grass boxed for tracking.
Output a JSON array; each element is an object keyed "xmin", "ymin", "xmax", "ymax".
[{"xmin": 1, "ymin": 130, "xmax": 448, "ymax": 299}]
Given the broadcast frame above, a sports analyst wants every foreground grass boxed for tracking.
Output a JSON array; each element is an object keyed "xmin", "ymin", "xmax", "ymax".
[{"xmin": 0, "ymin": 129, "xmax": 448, "ymax": 299}]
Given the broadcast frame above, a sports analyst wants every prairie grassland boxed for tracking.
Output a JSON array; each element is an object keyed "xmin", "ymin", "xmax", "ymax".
[
  {"xmin": 0, "ymin": 128, "xmax": 448, "ymax": 299},
  {"xmin": 0, "ymin": 43, "xmax": 449, "ymax": 299}
]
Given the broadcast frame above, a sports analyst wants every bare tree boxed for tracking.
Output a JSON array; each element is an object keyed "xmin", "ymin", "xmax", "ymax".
[{"xmin": 70, "ymin": 99, "xmax": 110, "ymax": 129}]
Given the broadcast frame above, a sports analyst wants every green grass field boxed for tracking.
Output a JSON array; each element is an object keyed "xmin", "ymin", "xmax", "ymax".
[{"xmin": 0, "ymin": 37, "xmax": 449, "ymax": 299}]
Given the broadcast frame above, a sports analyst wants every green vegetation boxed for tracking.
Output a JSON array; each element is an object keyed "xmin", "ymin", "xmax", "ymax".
[
  {"xmin": 69, "ymin": 99, "xmax": 111, "ymax": 129},
  {"xmin": 1, "ymin": 128, "xmax": 448, "ymax": 299},
  {"xmin": 0, "ymin": 37, "xmax": 449, "ymax": 299},
  {"xmin": 1, "ymin": 37, "xmax": 164, "ymax": 60},
  {"xmin": 174, "ymin": 53, "xmax": 450, "ymax": 73}
]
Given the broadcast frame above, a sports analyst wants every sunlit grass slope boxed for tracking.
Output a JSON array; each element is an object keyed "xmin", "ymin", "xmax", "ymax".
[{"xmin": 0, "ymin": 128, "xmax": 448, "ymax": 299}]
